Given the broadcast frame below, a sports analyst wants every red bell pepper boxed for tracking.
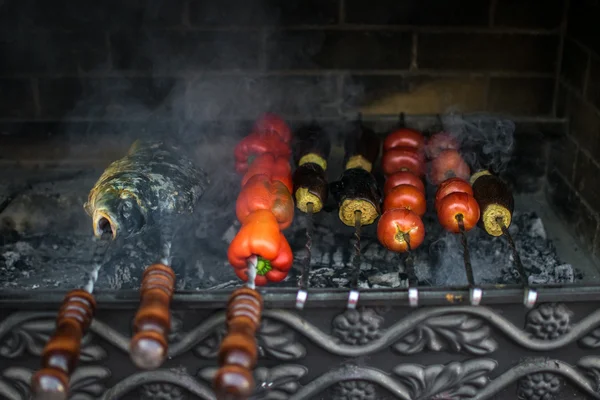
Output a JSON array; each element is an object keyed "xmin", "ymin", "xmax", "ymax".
[
  {"xmin": 253, "ymin": 113, "xmax": 292, "ymax": 144},
  {"xmin": 236, "ymin": 174, "xmax": 294, "ymax": 230},
  {"xmin": 241, "ymin": 153, "xmax": 293, "ymax": 193},
  {"xmin": 228, "ymin": 210, "xmax": 294, "ymax": 285},
  {"xmin": 234, "ymin": 132, "xmax": 291, "ymax": 174}
]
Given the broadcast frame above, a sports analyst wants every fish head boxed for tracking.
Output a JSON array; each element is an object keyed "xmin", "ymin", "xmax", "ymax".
[{"xmin": 92, "ymin": 191, "xmax": 146, "ymax": 240}]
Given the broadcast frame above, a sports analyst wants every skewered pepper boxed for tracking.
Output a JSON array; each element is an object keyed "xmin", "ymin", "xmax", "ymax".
[
  {"xmin": 228, "ymin": 210, "xmax": 293, "ymax": 286},
  {"xmin": 253, "ymin": 113, "xmax": 292, "ymax": 144},
  {"xmin": 234, "ymin": 132, "xmax": 291, "ymax": 174},
  {"xmin": 241, "ymin": 153, "xmax": 293, "ymax": 194},
  {"xmin": 377, "ymin": 208, "xmax": 425, "ymax": 252},
  {"xmin": 236, "ymin": 174, "xmax": 295, "ymax": 230}
]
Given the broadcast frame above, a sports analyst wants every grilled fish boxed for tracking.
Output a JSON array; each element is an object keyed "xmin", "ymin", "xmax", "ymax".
[{"xmin": 84, "ymin": 139, "xmax": 209, "ymax": 239}]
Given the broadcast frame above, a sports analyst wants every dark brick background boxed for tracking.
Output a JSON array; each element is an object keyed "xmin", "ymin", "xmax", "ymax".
[
  {"xmin": 550, "ymin": 0, "xmax": 600, "ymax": 260},
  {"xmin": 2, "ymin": 0, "xmax": 599, "ymax": 256},
  {"xmin": 0, "ymin": 0, "xmax": 564, "ymax": 124}
]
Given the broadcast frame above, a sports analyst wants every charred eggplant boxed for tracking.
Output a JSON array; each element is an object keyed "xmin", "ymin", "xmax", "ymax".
[{"xmin": 471, "ymin": 170, "xmax": 514, "ymax": 236}]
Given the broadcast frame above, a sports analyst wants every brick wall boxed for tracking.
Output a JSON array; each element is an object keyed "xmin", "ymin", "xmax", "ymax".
[
  {"xmin": 0, "ymin": 0, "xmax": 565, "ymax": 126},
  {"xmin": 548, "ymin": 0, "xmax": 600, "ymax": 260}
]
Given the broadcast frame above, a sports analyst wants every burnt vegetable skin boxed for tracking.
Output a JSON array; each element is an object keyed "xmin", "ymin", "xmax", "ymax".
[
  {"xmin": 331, "ymin": 168, "xmax": 382, "ymax": 226},
  {"xmin": 293, "ymin": 163, "xmax": 328, "ymax": 213},
  {"xmin": 343, "ymin": 120, "xmax": 380, "ymax": 172},
  {"xmin": 293, "ymin": 124, "xmax": 331, "ymax": 171},
  {"xmin": 292, "ymin": 124, "xmax": 331, "ymax": 213},
  {"xmin": 471, "ymin": 170, "xmax": 514, "ymax": 236}
]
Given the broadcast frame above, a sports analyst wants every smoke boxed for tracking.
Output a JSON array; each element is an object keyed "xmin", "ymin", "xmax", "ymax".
[{"xmin": 440, "ymin": 113, "xmax": 516, "ymax": 174}]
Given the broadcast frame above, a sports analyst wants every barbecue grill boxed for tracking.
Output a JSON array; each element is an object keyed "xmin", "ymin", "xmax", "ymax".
[{"xmin": 0, "ymin": 1, "xmax": 599, "ymax": 399}]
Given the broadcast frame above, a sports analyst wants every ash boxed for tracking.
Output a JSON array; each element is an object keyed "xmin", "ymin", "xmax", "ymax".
[{"xmin": 0, "ymin": 173, "xmax": 579, "ymax": 291}]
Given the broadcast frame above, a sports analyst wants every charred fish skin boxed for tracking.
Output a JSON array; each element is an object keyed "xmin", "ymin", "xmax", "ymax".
[{"xmin": 85, "ymin": 140, "xmax": 209, "ymax": 239}]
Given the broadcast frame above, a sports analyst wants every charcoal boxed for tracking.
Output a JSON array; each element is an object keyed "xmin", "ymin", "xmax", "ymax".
[{"xmin": 0, "ymin": 171, "xmax": 585, "ymax": 291}]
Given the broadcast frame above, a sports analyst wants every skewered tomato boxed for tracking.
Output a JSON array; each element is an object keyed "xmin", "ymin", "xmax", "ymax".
[
  {"xmin": 253, "ymin": 113, "xmax": 292, "ymax": 144},
  {"xmin": 384, "ymin": 171, "xmax": 425, "ymax": 196},
  {"xmin": 382, "ymin": 146, "xmax": 425, "ymax": 176},
  {"xmin": 434, "ymin": 177, "xmax": 473, "ymax": 208},
  {"xmin": 383, "ymin": 128, "xmax": 425, "ymax": 151},
  {"xmin": 377, "ymin": 208, "xmax": 425, "ymax": 252},
  {"xmin": 429, "ymin": 149, "xmax": 470, "ymax": 185},
  {"xmin": 383, "ymin": 184, "xmax": 427, "ymax": 216},
  {"xmin": 425, "ymin": 131, "xmax": 460, "ymax": 159},
  {"xmin": 436, "ymin": 192, "xmax": 480, "ymax": 233}
]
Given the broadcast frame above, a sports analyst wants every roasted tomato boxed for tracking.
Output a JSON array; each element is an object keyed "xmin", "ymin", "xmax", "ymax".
[
  {"xmin": 434, "ymin": 177, "xmax": 473, "ymax": 208},
  {"xmin": 377, "ymin": 208, "xmax": 425, "ymax": 252},
  {"xmin": 436, "ymin": 192, "xmax": 480, "ymax": 233},
  {"xmin": 425, "ymin": 131, "xmax": 460, "ymax": 159},
  {"xmin": 383, "ymin": 128, "xmax": 425, "ymax": 152},
  {"xmin": 429, "ymin": 149, "xmax": 470, "ymax": 185},
  {"xmin": 384, "ymin": 171, "xmax": 425, "ymax": 196},
  {"xmin": 383, "ymin": 184, "xmax": 427, "ymax": 216},
  {"xmin": 382, "ymin": 146, "xmax": 425, "ymax": 176},
  {"xmin": 253, "ymin": 113, "xmax": 292, "ymax": 144}
]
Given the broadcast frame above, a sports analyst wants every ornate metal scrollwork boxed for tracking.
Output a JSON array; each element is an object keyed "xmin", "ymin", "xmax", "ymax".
[
  {"xmin": 332, "ymin": 380, "xmax": 377, "ymax": 400},
  {"xmin": 393, "ymin": 314, "xmax": 497, "ymax": 355},
  {"xmin": 332, "ymin": 308, "xmax": 383, "ymax": 345},
  {"xmin": 517, "ymin": 303, "xmax": 574, "ymax": 400},
  {"xmin": 198, "ymin": 364, "xmax": 308, "ymax": 400},
  {"xmin": 0, "ymin": 366, "xmax": 110, "ymax": 400}
]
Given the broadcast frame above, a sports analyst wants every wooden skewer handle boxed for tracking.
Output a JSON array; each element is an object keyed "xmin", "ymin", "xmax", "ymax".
[
  {"xmin": 213, "ymin": 287, "xmax": 263, "ymax": 400},
  {"xmin": 129, "ymin": 263, "xmax": 176, "ymax": 370},
  {"xmin": 31, "ymin": 289, "xmax": 96, "ymax": 400}
]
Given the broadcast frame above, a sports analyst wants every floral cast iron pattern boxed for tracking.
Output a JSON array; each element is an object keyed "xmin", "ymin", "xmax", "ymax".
[
  {"xmin": 332, "ymin": 380, "xmax": 377, "ymax": 400},
  {"xmin": 525, "ymin": 303, "xmax": 573, "ymax": 340},
  {"xmin": 393, "ymin": 359, "xmax": 497, "ymax": 400},
  {"xmin": 4, "ymin": 304, "xmax": 600, "ymax": 398},
  {"xmin": 193, "ymin": 318, "xmax": 306, "ymax": 361},
  {"xmin": 0, "ymin": 366, "xmax": 110, "ymax": 400},
  {"xmin": 332, "ymin": 308, "xmax": 383, "ymax": 345},
  {"xmin": 518, "ymin": 304, "xmax": 573, "ymax": 400},
  {"xmin": 393, "ymin": 314, "xmax": 497, "ymax": 355},
  {"xmin": 517, "ymin": 372, "xmax": 562, "ymax": 400},
  {"xmin": 198, "ymin": 364, "xmax": 308, "ymax": 399}
]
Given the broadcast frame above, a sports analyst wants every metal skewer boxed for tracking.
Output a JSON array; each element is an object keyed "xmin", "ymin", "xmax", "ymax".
[
  {"xmin": 456, "ymin": 215, "xmax": 482, "ymax": 306},
  {"xmin": 497, "ymin": 217, "xmax": 537, "ymax": 308},
  {"xmin": 31, "ymin": 232, "xmax": 112, "ymax": 400},
  {"xmin": 347, "ymin": 210, "xmax": 362, "ymax": 309},
  {"xmin": 296, "ymin": 202, "xmax": 314, "ymax": 310},
  {"xmin": 402, "ymin": 233, "xmax": 420, "ymax": 307}
]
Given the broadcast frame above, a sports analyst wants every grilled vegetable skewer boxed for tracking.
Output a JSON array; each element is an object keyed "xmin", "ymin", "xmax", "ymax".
[
  {"xmin": 292, "ymin": 124, "xmax": 331, "ymax": 309},
  {"xmin": 215, "ymin": 113, "xmax": 292, "ymax": 399},
  {"xmin": 378, "ymin": 116, "xmax": 426, "ymax": 305},
  {"xmin": 31, "ymin": 234, "xmax": 112, "ymax": 400},
  {"xmin": 471, "ymin": 170, "xmax": 537, "ymax": 307},
  {"xmin": 332, "ymin": 118, "xmax": 382, "ymax": 309},
  {"xmin": 429, "ymin": 133, "xmax": 482, "ymax": 304}
]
